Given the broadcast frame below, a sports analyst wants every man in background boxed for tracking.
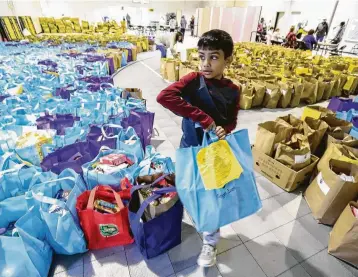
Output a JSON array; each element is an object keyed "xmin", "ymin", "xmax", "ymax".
[
  {"xmin": 315, "ymin": 18, "xmax": 329, "ymax": 49},
  {"xmin": 169, "ymin": 17, "xmax": 176, "ymax": 32},
  {"xmin": 180, "ymin": 16, "xmax": 187, "ymax": 39},
  {"xmin": 190, "ymin": 16, "xmax": 195, "ymax": 36},
  {"xmin": 332, "ymin": 21, "xmax": 346, "ymax": 44}
]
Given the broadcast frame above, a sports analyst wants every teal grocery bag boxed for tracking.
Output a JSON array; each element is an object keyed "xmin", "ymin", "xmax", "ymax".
[
  {"xmin": 133, "ymin": 145, "xmax": 175, "ymax": 177},
  {"xmin": 175, "ymin": 130, "xmax": 262, "ymax": 232},
  {"xmin": 0, "ymin": 195, "xmax": 27, "ymax": 228},
  {"xmin": 82, "ymin": 148, "xmax": 139, "ymax": 190},
  {"xmin": 28, "ymin": 169, "xmax": 87, "ymax": 255},
  {"xmin": 118, "ymin": 126, "xmax": 144, "ymax": 162},
  {"xmin": 0, "ymin": 206, "xmax": 53, "ymax": 277}
]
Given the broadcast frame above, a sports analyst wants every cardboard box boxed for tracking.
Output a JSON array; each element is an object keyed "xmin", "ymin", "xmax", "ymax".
[
  {"xmin": 252, "ymin": 146, "xmax": 319, "ymax": 192},
  {"xmin": 328, "ymin": 201, "xmax": 358, "ymax": 267}
]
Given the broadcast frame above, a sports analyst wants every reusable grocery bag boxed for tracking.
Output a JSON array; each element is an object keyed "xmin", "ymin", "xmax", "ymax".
[
  {"xmin": 129, "ymin": 178, "xmax": 183, "ymax": 259},
  {"xmin": 0, "ymin": 194, "xmax": 27, "ymax": 228},
  {"xmin": 121, "ymin": 110, "xmax": 155, "ymax": 149},
  {"xmin": 36, "ymin": 113, "xmax": 80, "ymax": 135},
  {"xmin": 82, "ymin": 148, "xmax": 139, "ymax": 189},
  {"xmin": 41, "ymin": 141, "xmax": 93, "ymax": 175},
  {"xmin": 327, "ymin": 97, "xmax": 358, "ymax": 112},
  {"xmin": 305, "ymin": 159, "xmax": 358, "ymax": 225},
  {"xmin": 176, "ymin": 130, "xmax": 262, "ymax": 232},
  {"xmin": 28, "ymin": 169, "xmax": 87, "ymax": 255},
  {"xmin": 328, "ymin": 201, "xmax": 358, "ymax": 267},
  {"xmin": 76, "ymin": 185, "xmax": 134, "ymax": 250},
  {"xmin": 118, "ymin": 126, "xmax": 144, "ymax": 162},
  {"xmin": 0, "ymin": 206, "xmax": 53, "ymax": 277}
]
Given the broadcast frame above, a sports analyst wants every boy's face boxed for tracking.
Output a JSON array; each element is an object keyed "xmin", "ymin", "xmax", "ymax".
[{"xmin": 198, "ymin": 49, "xmax": 232, "ymax": 80}]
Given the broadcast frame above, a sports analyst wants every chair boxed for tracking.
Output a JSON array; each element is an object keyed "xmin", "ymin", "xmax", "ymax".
[{"xmin": 329, "ymin": 45, "xmax": 347, "ymax": 56}]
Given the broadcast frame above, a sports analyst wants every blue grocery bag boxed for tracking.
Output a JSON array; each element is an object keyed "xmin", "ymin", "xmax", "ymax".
[
  {"xmin": 0, "ymin": 165, "xmax": 40, "ymax": 201},
  {"xmin": 133, "ymin": 145, "xmax": 174, "ymax": 177},
  {"xmin": 175, "ymin": 130, "xmax": 262, "ymax": 232},
  {"xmin": 0, "ymin": 194, "xmax": 28, "ymax": 228},
  {"xmin": 82, "ymin": 148, "xmax": 139, "ymax": 190},
  {"xmin": 0, "ymin": 206, "xmax": 53, "ymax": 277},
  {"xmin": 350, "ymin": 126, "xmax": 358, "ymax": 139},
  {"xmin": 28, "ymin": 169, "xmax": 87, "ymax": 255},
  {"xmin": 118, "ymin": 126, "xmax": 144, "ymax": 162},
  {"xmin": 128, "ymin": 177, "xmax": 183, "ymax": 259}
]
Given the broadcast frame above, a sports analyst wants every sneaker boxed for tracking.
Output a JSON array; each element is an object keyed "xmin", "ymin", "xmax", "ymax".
[{"xmin": 197, "ymin": 244, "xmax": 217, "ymax": 267}]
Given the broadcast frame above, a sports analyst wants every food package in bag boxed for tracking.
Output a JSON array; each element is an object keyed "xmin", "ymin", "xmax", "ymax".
[
  {"xmin": 305, "ymin": 159, "xmax": 358, "ymax": 225},
  {"xmin": 251, "ymin": 80, "xmax": 266, "ymax": 107},
  {"xmin": 255, "ymin": 121, "xmax": 293, "ymax": 156},
  {"xmin": 322, "ymin": 80, "xmax": 335, "ymax": 100},
  {"xmin": 263, "ymin": 82, "xmax": 281, "ymax": 109},
  {"xmin": 277, "ymin": 82, "xmax": 293, "ymax": 108},
  {"xmin": 322, "ymin": 114, "xmax": 353, "ymax": 134},
  {"xmin": 328, "ymin": 201, "xmax": 358, "ymax": 267},
  {"xmin": 303, "ymin": 117, "xmax": 329, "ymax": 154},
  {"xmin": 290, "ymin": 81, "xmax": 303, "ymax": 108},
  {"xmin": 275, "ymin": 114, "xmax": 303, "ymax": 134},
  {"xmin": 239, "ymin": 83, "xmax": 254, "ymax": 110},
  {"xmin": 275, "ymin": 133, "xmax": 311, "ymax": 171},
  {"xmin": 327, "ymin": 131, "xmax": 358, "ymax": 148},
  {"xmin": 301, "ymin": 77, "xmax": 318, "ymax": 104},
  {"xmin": 318, "ymin": 143, "xmax": 358, "ymax": 172}
]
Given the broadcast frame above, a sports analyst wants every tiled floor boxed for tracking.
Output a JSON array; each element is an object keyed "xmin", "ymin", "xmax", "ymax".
[{"xmin": 50, "ymin": 50, "xmax": 358, "ymax": 277}]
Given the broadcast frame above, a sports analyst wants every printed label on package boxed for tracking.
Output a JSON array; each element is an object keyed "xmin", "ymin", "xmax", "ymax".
[
  {"xmin": 317, "ymin": 172, "xmax": 330, "ymax": 195},
  {"xmin": 99, "ymin": 224, "xmax": 119, "ymax": 237},
  {"xmin": 294, "ymin": 152, "xmax": 311, "ymax": 164}
]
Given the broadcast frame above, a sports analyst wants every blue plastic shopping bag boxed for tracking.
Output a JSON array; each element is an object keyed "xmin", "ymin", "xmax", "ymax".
[
  {"xmin": 175, "ymin": 130, "xmax": 262, "ymax": 232},
  {"xmin": 28, "ymin": 169, "xmax": 87, "ymax": 255},
  {"xmin": 0, "ymin": 206, "xmax": 53, "ymax": 277},
  {"xmin": 82, "ymin": 148, "xmax": 139, "ymax": 190}
]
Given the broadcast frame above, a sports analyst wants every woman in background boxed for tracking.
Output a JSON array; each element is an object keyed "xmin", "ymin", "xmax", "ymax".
[
  {"xmin": 302, "ymin": 29, "xmax": 317, "ymax": 50},
  {"xmin": 180, "ymin": 16, "xmax": 187, "ymax": 39},
  {"xmin": 285, "ymin": 26, "xmax": 297, "ymax": 48},
  {"xmin": 266, "ymin": 27, "xmax": 274, "ymax": 45},
  {"xmin": 190, "ymin": 16, "xmax": 195, "ymax": 36}
]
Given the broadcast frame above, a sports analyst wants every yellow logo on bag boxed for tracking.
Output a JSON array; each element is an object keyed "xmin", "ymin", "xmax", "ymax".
[{"xmin": 196, "ymin": 140, "xmax": 243, "ymax": 190}]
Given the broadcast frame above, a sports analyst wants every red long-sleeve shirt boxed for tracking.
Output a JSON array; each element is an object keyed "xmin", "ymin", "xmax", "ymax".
[{"xmin": 157, "ymin": 72, "xmax": 240, "ymax": 134}]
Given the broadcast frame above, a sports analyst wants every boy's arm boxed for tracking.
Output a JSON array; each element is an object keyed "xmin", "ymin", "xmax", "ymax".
[{"xmin": 157, "ymin": 72, "xmax": 214, "ymax": 129}]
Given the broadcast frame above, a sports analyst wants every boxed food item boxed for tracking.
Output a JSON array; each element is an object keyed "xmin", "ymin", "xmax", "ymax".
[{"xmin": 252, "ymin": 146, "xmax": 319, "ymax": 192}]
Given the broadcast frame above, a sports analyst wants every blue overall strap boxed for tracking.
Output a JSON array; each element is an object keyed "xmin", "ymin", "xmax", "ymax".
[{"xmin": 197, "ymin": 76, "xmax": 222, "ymax": 119}]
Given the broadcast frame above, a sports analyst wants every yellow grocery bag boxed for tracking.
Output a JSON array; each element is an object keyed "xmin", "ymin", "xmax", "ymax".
[{"xmin": 197, "ymin": 140, "xmax": 243, "ymax": 190}]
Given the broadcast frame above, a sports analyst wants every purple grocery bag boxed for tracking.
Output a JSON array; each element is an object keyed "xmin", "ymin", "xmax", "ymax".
[
  {"xmin": 84, "ymin": 55, "xmax": 106, "ymax": 63},
  {"xmin": 41, "ymin": 141, "xmax": 93, "ymax": 175},
  {"xmin": 86, "ymin": 83, "xmax": 113, "ymax": 92},
  {"xmin": 55, "ymin": 86, "xmax": 76, "ymax": 100},
  {"xmin": 328, "ymin": 97, "xmax": 358, "ymax": 112},
  {"xmin": 128, "ymin": 181, "xmax": 183, "ymax": 259},
  {"xmin": 121, "ymin": 110, "xmax": 154, "ymax": 149},
  {"xmin": 86, "ymin": 125, "xmax": 121, "ymax": 156},
  {"xmin": 106, "ymin": 57, "xmax": 115, "ymax": 75},
  {"xmin": 352, "ymin": 117, "xmax": 358, "ymax": 128},
  {"xmin": 36, "ymin": 114, "xmax": 80, "ymax": 135},
  {"xmin": 79, "ymin": 76, "xmax": 114, "ymax": 85}
]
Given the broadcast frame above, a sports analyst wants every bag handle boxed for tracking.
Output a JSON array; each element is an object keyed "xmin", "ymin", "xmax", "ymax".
[
  {"xmin": 87, "ymin": 185, "xmax": 125, "ymax": 211},
  {"xmin": 134, "ymin": 186, "xmax": 177, "ymax": 223},
  {"xmin": 202, "ymin": 130, "xmax": 219, "ymax": 147},
  {"xmin": 130, "ymin": 173, "xmax": 169, "ymax": 195},
  {"xmin": 100, "ymin": 123, "xmax": 123, "ymax": 139}
]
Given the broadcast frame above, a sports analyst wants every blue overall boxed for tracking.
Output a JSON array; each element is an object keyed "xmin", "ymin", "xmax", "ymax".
[{"xmin": 180, "ymin": 76, "xmax": 236, "ymax": 148}]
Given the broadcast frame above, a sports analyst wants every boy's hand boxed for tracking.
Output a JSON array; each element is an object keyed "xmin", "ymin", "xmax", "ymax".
[{"xmin": 215, "ymin": 126, "xmax": 226, "ymax": 140}]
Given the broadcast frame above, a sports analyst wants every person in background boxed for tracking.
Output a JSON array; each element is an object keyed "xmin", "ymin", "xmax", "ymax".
[
  {"xmin": 190, "ymin": 16, "xmax": 195, "ymax": 36},
  {"xmin": 302, "ymin": 29, "xmax": 317, "ymax": 50},
  {"xmin": 168, "ymin": 32, "xmax": 184, "ymax": 58},
  {"xmin": 256, "ymin": 17, "xmax": 266, "ymax": 41},
  {"xmin": 315, "ymin": 18, "xmax": 329, "ymax": 49},
  {"xmin": 169, "ymin": 17, "xmax": 176, "ymax": 32},
  {"xmin": 180, "ymin": 16, "xmax": 187, "ymax": 39},
  {"xmin": 157, "ymin": 29, "xmax": 240, "ymax": 267},
  {"xmin": 126, "ymin": 13, "xmax": 131, "ymax": 26},
  {"xmin": 296, "ymin": 23, "xmax": 307, "ymax": 40},
  {"xmin": 155, "ymin": 31, "xmax": 183, "ymax": 58},
  {"xmin": 285, "ymin": 26, "xmax": 297, "ymax": 48},
  {"xmin": 266, "ymin": 27, "xmax": 274, "ymax": 45},
  {"xmin": 272, "ymin": 28, "xmax": 281, "ymax": 41},
  {"xmin": 332, "ymin": 21, "xmax": 346, "ymax": 44}
]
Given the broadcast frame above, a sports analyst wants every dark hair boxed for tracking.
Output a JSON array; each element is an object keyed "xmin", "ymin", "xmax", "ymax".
[
  {"xmin": 290, "ymin": 26, "xmax": 295, "ymax": 32},
  {"xmin": 340, "ymin": 21, "xmax": 345, "ymax": 26},
  {"xmin": 197, "ymin": 29, "xmax": 234, "ymax": 58},
  {"xmin": 175, "ymin": 32, "xmax": 183, "ymax": 43},
  {"xmin": 308, "ymin": 29, "xmax": 314, "ymax": 35}
]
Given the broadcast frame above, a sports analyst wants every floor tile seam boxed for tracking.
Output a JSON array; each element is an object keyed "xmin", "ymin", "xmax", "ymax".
[
  {"xmin": 242, "ymin": 243, "xmax": 269, "ymax": 277},
  {"xmin": 123, "ymin": 245, "xmax": 133, "ymax": 277}
]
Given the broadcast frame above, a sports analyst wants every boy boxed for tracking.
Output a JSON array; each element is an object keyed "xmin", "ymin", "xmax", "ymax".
[{"xmin": 156, "ymin": 29, "xmax": 240, "ymax": 267}]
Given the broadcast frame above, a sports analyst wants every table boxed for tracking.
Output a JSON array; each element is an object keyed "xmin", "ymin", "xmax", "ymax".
[{"xmin": 318, "ymin": 42, "xmax": 338, "ymax": 56}]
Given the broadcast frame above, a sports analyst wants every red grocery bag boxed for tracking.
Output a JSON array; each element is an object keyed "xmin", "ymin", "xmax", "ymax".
[{"xmin": 76, "ymin": 185, "xmax": 134, "ymax": 250}]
